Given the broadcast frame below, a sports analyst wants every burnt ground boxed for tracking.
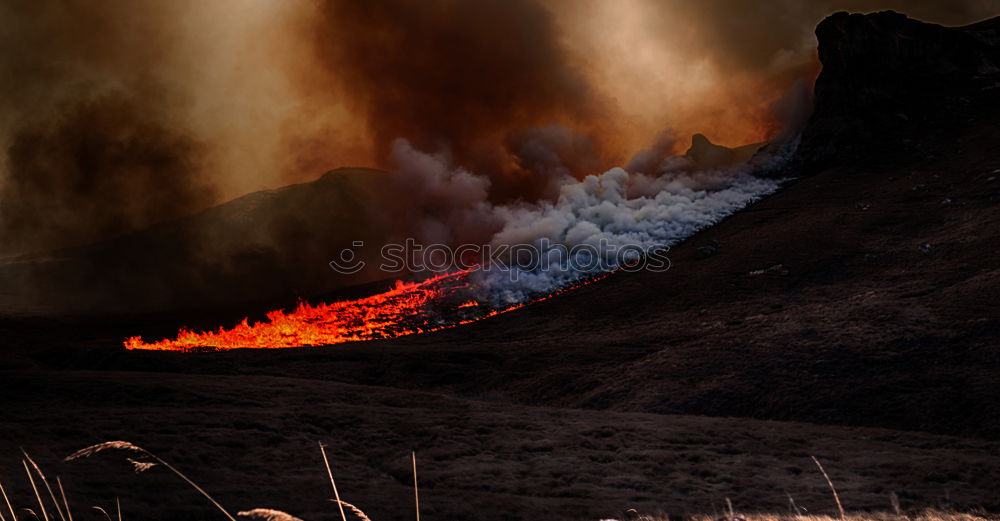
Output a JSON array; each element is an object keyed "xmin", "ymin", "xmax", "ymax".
[{"xmin": 3, "ymin": 69, "xmax": 1000, "ymax": 521}]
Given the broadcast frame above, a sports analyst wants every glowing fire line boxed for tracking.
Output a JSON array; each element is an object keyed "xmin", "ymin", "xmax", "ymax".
[{"xmin": 124, "ymin": 268, "xmax": 610, "ymax": 352}]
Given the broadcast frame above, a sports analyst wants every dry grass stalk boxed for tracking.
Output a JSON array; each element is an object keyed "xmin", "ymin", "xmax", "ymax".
[
  {"xmin": 890, "ymin": 492, "xmax": 902, "ymax": 517},
  {"xmin": 810, "ymin": 456, "xmax": 846, "ymax": 521},
  {"xmin": 319, "ymin": 442, "xmax": 348, "ymax": 521},
  {"xmin": 786, "ymin": 493, "xmax": 800, "ymax": 516},
  {"xmin": 91, "ymin": 506, "xmax": 113, "ymax": 521},
  {"xmin": 22, "ymin": 508, "xmax": 39, "ymax": 520},
  {"xmin": 22, "ymin": 451, "xmax": 66, "ymax": 521},
  {"xmin": 237, "ymin": 508, "xmax": 305, "ymax": 521},
  {"xmin": 65, "ymin": 442, "xmax": 143, "ymax": 461},
  {"xmin": 330, "ymin": 500, "xmax": 374, "ymax": 521},
  {"xmin": 411, "ymin": 451, "xmax": 420, "ymax": 521},
  {"xmin": 57, "ymin": 477, "xmax": 73, "ymax": 521},
  {"xmin": 67, "ymin": 441, "xmax": 236, "ymax": 521},
  {"xmin": 125, "ymin": 458, "xmax": 157, "ymax": 473},
  {"xmin": 115, "ymin": 497, "xmax": 121, "ymax": 521},
  {"xmin": 22, "ymin": 459, "xmax": 49, "ymax": 521},
  {"xmin": 0, "ymin": 479, "xmax": 12, "ymax": 521}
]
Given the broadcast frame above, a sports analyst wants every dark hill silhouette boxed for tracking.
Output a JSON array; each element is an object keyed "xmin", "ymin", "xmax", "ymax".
[
  {"xmin": 0, "ymin": 167, "xmax": 398, "ymax": 314},
  {"xmin": 685, "ymin": 133, "xmax": 764, "ymax": 170}
]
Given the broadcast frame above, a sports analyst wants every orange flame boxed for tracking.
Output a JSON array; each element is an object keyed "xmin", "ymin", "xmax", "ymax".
[{"xmin": 124, "ymin": 268, "xmax": 612, "ymax": 352}]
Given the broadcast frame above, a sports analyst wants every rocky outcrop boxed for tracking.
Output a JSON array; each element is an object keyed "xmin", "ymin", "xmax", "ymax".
[
  {"xmin": 796, "ymin": 11, "xmax": 1000, "ymax": 168},
  {"xmin": 685, "ymin": 133, "xmax": 764, "ymax": 170}
]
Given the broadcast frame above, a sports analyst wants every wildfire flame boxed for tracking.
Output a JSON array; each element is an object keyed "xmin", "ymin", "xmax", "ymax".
[{"xmin": 124, "ymin": 269, "xmax": 609, "ymax": 352}]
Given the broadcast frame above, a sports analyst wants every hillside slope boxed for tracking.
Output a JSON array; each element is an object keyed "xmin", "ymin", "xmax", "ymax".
[
  {"xmin": 38, "ymin": 11, "xmax": 994, "ymax": 439},
  {"xmin": 1, "ymin": 11, "xmax": 999, "ymax": 521},
  {"xmin": 0, "ymin": 167, "xmax": 397, "ymax": 313}
]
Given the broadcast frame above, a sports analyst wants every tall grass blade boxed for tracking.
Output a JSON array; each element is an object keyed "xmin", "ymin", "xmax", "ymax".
[
  {"xmin": 57, "ymin": 477, "xmax": 73, "ymax": 521},
  {"xmin": 22, "ymin": 451, "xmax": 66, "ymax": 521},
  {"xmin": 786, "ymin": 492, "xmax": 801, "ymax": 516},
  {"xmin": 319, "ymin": 442, "xmax": 348, "ymax": 521},
  {"xmin": 811, "ymin": 455, "xmax": 846, "ymax": 520},
  {"xmin": 22, "ymin": 459, "xmax": 49, "ymax": 521},
  {"xmin": 115, "ymin": 498, "xmax": 121, "ymax": 521},
  {"xmin": 135, "ymin": 457, "xmax": 234, "ymax": 521},
  {"xmin": 0, "ymin": 478, "xmax": 14, "ymax": 521},
  {"xmin": 67, "ymin": 441, "xmax": 236, "ymax": 521},
  {"xmin": 91, "ymin": 506, "xmax": 113, "ymax": 521},
  {"xmin": 411, "ymin": 452, "xmax": 420, "ymax": 521}
]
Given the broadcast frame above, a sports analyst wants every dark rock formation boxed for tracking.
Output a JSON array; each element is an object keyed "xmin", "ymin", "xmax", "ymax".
[
  {"xmin": 796, "ymin": 11, "xmax": 1000, "ymax": 168},
  {"xmin": 685, "ymin": 133, "xmax": 764, "ymax": 170}
]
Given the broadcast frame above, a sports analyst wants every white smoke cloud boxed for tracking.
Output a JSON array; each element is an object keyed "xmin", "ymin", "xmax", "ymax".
[
  {"xmin": 475, "ymin": 166, "xmax": 781, "ymax": 304},
  {"xmin": 390, "ymin": 135, "xmax": 785, "ymax": 307}
]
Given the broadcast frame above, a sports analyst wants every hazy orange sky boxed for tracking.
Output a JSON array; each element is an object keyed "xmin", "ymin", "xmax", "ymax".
[{"xmin": 0, "ymin": 0, "xmax": 994, "ymax": 254}]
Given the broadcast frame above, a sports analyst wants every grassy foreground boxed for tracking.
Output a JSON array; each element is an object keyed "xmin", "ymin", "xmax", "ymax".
[
  {"xmin": 647, "ymin": 514, "xmax": 1000, "ymax": 521},
  {"xmin": 2, "ymin": 441, "xmax": 996, "ymax": 521}
]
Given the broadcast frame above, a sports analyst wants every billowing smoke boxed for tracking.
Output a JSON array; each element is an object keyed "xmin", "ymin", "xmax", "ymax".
[
  {"xmin": 387, "ymin": 139, "xmax": 500, "ymax": 247},
  {"xmin": 302, "ymin": 0, "xmax": 613, "ymax": 199},
  {"xmin": 0, "ymin": 0, "xmax": 994, "ymax": 311},
  {"xmin": 0, "ymin": 0, "xmax": 365, "ymax": 257},
  {"xmin": 504, "ymin": 126, "xmax": 604, "ymax": 201},
  {"xmin": 476, "ymin": 166, "xmax": 781, "ymax": 304},
  {"xmin": 384, "ymin": 135, "xmax": 784, "ymax": 306}
]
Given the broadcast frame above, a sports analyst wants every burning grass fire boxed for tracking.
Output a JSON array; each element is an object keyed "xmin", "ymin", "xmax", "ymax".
[
  {"xmin": 124, "ymin": 269, "xmax": 608, "ymax": 351},
  {"xmin": 125, "ymin": 163, "xmax": 786, "ymax": 352},
  {"xmin": 123, "ymin": 143, "xmax": 789, "ymax": 353},
  {"xmin": 125, "ymin": 269, "xmax": 479, "ymax": 351}
]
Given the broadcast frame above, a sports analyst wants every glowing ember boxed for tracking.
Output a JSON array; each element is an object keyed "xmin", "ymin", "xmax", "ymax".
[{"xmin": 124, "ymin": 270, "xmax": 609, "ymax": 352}]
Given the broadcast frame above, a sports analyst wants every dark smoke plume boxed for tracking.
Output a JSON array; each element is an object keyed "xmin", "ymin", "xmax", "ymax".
[
  {"xmin": 3, "ymin": 0, "xmax": 994, "ymax": 257},
  {"xmin": 0, "ymin": 1, "xmax": 215, "ymax": 256},
  {"xmin": 304, "ymin": 0, "xmax": 613, "ymax": 198},
  {"xmin": 0, "ymin": 90, "xmax": 215, "ymax": 255},
  {"xmin": 0, "ymin": 0, "xmax": 995, "ymax": 312}
]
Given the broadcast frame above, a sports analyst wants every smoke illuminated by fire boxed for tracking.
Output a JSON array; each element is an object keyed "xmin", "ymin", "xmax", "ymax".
[
  {"xmin": 3, "ymin": 0, "xmax": 992, "ymax": 258},
  {"xmin": 126, "ymin": 155, "xmax": 785, "ymax": 351},
  {"xmin": 2, "ymin": 0, "xmax": 992, "ymax": 318}
]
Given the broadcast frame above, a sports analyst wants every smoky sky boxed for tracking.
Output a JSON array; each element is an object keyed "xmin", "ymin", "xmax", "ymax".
[
  {"xmin": 0, "ymin": 1, "xmax": 216, "ymax": 255},
  {"xmin": 0, "ymin": 0, "xmax": 995, "ymax": 256},
  {"xmin": 669, "ymin": 0, "xmax": 997, "ymax": 72},
  {"xmin": 304, "ymin": 0, "xmax": 612, "ymax": 200},
  {"xmin": 0, "ymin": 91, "xmax": 216, "ymax": 255}
]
